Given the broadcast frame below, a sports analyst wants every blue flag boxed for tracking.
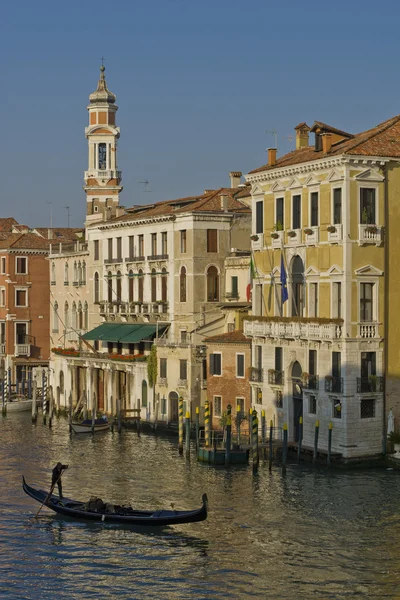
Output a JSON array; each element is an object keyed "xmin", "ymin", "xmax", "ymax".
[{"xmin": 281, "ymin": 254, "xmax": 288, "ymax": 304}]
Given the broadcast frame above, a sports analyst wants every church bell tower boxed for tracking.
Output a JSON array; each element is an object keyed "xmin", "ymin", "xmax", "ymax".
[{"xmin": 84, "ymin": 64, "xmax": 122, "ymax": 222}]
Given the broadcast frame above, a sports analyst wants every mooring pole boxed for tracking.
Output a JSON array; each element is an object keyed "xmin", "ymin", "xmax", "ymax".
[
  {"xmin": 185, "ymin": 411, "xmax": 191, "ymax": 458},
  {"xmin": 297, "ymin": 416, "xmax": 303, "ymax": 464},
  {"xmin": 68, "ymin": 392, "xmax": 73, "ymax": 433},
  {"xmin": 7, "ymin": 367, "xmax": 11, "ymax": 405},
  {"xmin": 48, "ymin": 385, "xmax": 54, "ymax": 428},
  {"xmin": 269, "ymin": 419, "xmax": 273, "ymax": 471},
  {"xmin": 195, "ymin": 406, "xmax": 200, "ymax": 451},
  {"xmin": 282, "ymin": 422, "xmax": 288, "ymax": 475},
  {"xmin": 178, "ymin": 396, "xmax": 184, "ymax": 455},
  {"xmin": 137, "ymin": 398, "xmax": 141, "ymax": 437},
  {"xmin": 1, "ymin": 381, "xmax": 5, "ymax": 416},
  {"xmin": 204, "ymin": 399, "xmax": 210, "ymax": 447},
  {"xmin": 31, "ymin": 377, "xmax": 37, "ymax": 423},
  {"xmin": 42, "ymin": 369, "xmax": 47, "ymax": 425},
  {"xmin": 252, "ymin": 409, "xmax": 259, "ymax": 474},
  {"xmin": 327, "ymin": 422, "xmax": 333, "ymax": 467},
  {"xmin": 313, "ymin": 420, "xmax": 320, "ymax": 466},
  {"xmin": 248, "ymin": 407, "xmax": 252, "ymax": 445},
  {"xmin": 261, "ymin": 409, "xmax": 266, "ymax": 460},
  {"xmin": 117, "ymin": 397, "xmax": 122, "ymax": 434},
  {"xmin": 236, "ymin": 404, "xmax": 241, "ymax": 447},
  {"xmin": 225, "ymin": 404, "xmax": 232, "ymax": 466},
  {"xmin": 92, "ymin": 392, "xmax": 97, "ymax": 435},
  {"xmin": 28, "ymin": 371, "xmax": 32, "ymax": 399}
]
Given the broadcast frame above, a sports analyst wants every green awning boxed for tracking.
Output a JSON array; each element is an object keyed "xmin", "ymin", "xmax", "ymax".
[
  {"xmin": 81, "ymin": 323, "xmax": 124, "ymax": 341},
  {"xmin": 82, "ymin": 323, "xmax": 168, "ymax": 343},
  {"xmin": 118, "ymin": 324, "xmax": 168, "ymax": 343}
]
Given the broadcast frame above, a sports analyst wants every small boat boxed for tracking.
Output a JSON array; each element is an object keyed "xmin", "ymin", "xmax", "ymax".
[
  {"xmin": 71, "ymin": 416, "xmax": 109, "ymax": 434},
  {"xmin": 22, "ymin": 477, "xmax": 208, "ymax": 526},
  {"xmin": 3, "ymin": 398, "xmax": 33, "ymax": 413}
]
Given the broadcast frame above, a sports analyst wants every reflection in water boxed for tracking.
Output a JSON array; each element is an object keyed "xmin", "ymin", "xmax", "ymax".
[{"xmin": 1, "ymin": 413, "xmax": 400, "ymax": 598}]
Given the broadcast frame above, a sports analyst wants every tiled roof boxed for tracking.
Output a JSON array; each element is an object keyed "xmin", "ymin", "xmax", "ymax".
[
  {"xmin": 203, "ymin": 330, "xmax": 250, "ymax": 344},
  {"xmin": 0, "ymin": 233, "xmax": 50, "ymax": 250},
  {"xmin": 249, "ymin": 114, "xmax": 400, "ymax": 174},
  {"xmin": 0, "ymin": 218, "xmax": 19, "ymax": 232}
]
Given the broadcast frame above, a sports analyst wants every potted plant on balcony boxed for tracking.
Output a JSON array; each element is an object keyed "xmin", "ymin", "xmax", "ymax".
[
  {"xmin": 327, "ymin": 225, "xmax": 336, "ymax": 233},
  {"xmin": 301, "ymin": 372, "xmax": 310, "ymax": 385},
  {"xmin": 287, "ymin": 230, "xmax": 296, "ymax": 238},
  {"xmin": 250, "ymin": 234, "xmax": 259, "ymax": 241},
  {"xmin": 366, "ymin": 224, "xmax": 378, "ymax": 234},
  {"xmin": 304, "ymin": 228, "xmax": 313, "ymax": 235},
  {"xmin": 368, "ymin": 374, "xmax": 378, "ymax": 392},
  {"xmin": 388, "ymin": 430, "xmax": 400, "ymax": 455},
  {"xmin": 271, "ymin": 221, "xmax": 283, "ymax": 238},
  {"xmin": 271, "ymin": 231, "xmax": 280, "ymax": 239}
]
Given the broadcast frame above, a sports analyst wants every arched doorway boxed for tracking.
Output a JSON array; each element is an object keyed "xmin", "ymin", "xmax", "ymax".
[
  {"xmin": 291, "ymin": 256, "xmax": 304, "ymax": 316},
  {"xmin": 292, "ymin": 360, "xmax": 303, "ymax": 441},
  {"xmin": 169, "ymin": 391, "xmax": 179, "ymax": 424}
]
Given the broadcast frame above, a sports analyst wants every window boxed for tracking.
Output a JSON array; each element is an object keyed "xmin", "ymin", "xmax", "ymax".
[
  {"xmin": 94, "ymin": 240, "xmax": 99, "ymax": 261},
  {"xmin": 333, "ymin": 399, "xmax": 342, "ymax": 419},
  {"xmin": 236, "ymin": 397, "xmax": 245, "ymax": 414},
  {"xmin": 213, "ymin": 396, "xmax": 222, "ymax": 417},
  {"xmin": 179, "ymin": 359, "xmax": 188, "ymax": 380},
  {"xmin": 138, "ymin": 270, "xmax": 144, "ymax": 302},
  {"xmin": 254, "ymin": 283, "xmax": 263, "ymax": 316},
  {"xmin": 231, "ymin": 276, "xmax": 238, "ymax": 299},
  {"xmin": 276, "ymin": 197, "xmax": 284, "ymax": 229},
  {"xmin": 94, "ymin": 272, "xmax": 100, "ymax": 303},
  {"xmin": 108, "ymin": 238, "xmax": 113, "ymax": 261},
  {"xmin": 360, "ymin": 188, "xmax": 376, "ymax": 224},
  {"xmin": 98, "ymin": 143, "xmax": 107, "ymax": 169},
  {"xmin": 141, "ymin": 380, "xmax": 148, "ymax": 408},
  {"xmin": 236, "ymin": 354, "xmax": 245, "ymax": 378},
  {"xmin": 59, "ymin": 371, "xmax": 64, "ymax": 394},
  {"xmin": 64, "ymin": 302, "xmax": 69, "ymax": 330},
  {"xmin": 333, "ymin": 188, "xmax": 342, "ymax": 224},
  {"xmin": 309, "ymin": 349, "xmax": 317, "ymax": 376},
  {"xmin": 138, "ymin": 235, "xmax": 144, "ymax": 257},
  {"xmin": 310, "ymin": 191, "xmax": 319, "ymax": 226},
  {"xmin": 361, "ymin": 351, "xmax": 376, "ymax": 380},
  {"xmin": 161, "ymin": 396, "xmax": 167, "ymax": 415},
  {"xmin": 51, "ymin": 262, "xmax": 56, "ymax": 283},
  {"xmin": 360, "ymin": 282, "xmax": 374, "ymax": 322},
  {"xmin": 53, "ymin": 301, "xmax": 59, "ymax": 333},
  {"xmin": 82, "ymin": 261, "xmax": 86, "ymax": 285},
  {"xmin": 107, "ymin": 271, "xmax": 113, "ymax": 303},
  {"xmin": 128, "ymin": 235, "xmax": 134, "ymax": 258},
  {"xmin": 256, "ymin": 201, "xmax": 264, "ymax": 234},
  {"xmin": 180, "ymin": 266, "xmax": 187, "ymax": 302},
  {"xmin": 332, "ymin": 282, "xmax": 342, "ymax": 318},
  {"xmin": 161, "ymin": 268, "xmax": 167, "ymax": 302},
  {"xmin": 16, "ymin": 322, "xmax": 27, "ymax": 344},
  {"xmin": 15, "ymin": 289, "xmax": 27, "ymax": 307},
  {"xmin": 207, "ymin": 266, "xmax": 219, "ymax": 302},
  {"xmin": 180, "ymin": 230, "xmax": 187, "ymax": 253},
  {"xmin": 275, "ymin": 347, "xmax": 282, "ymax": 371},
  {"xmin": 292, "ymin": 195, "xmax": 301, "ymax": 229},
  {"xmin": 72, "ymin": 302, "xmax": 77, "ymax": 329},
  {"xmin": 180, "ymin": 330, "xmax": 188, "ymax": 343},
  {"xmin": 16, "ymin": 257, "xmax": 27, "ymax": 274},
  {"xmin": 315, "ymin": 133, "xmax": 322, "ymax": 152},
  {"xmin": 309, "ymin": 395, "xmax": 317, "ymax": 414},
  {"xmin": 151, "ymin": 269, "xmax": 157, "ymax": 302},
  {"xmin": 64, "ymin": 262, "xmax": 69, "ymax": 284},
  {"xmin": 331, "ymin": 352, "xmax": 342, "ymax": 394},
  {"xmin": 83, "ymin": 302, "xmax": 88, "ymax": 330},
  {"xmin": 128, "ymin": 270, "xmax": 134, "ymax": 302},
  {"xmin": 151, "ymin": 233, "xmax": 157, "ymax": 256},
  {"xmin": 228, "ymin": 322, "xmax": 235, "ymax": 332},
  {"xmin": 160, "ymin": 358, "xmax": 167, "ymax": 379},
  {"xmin": 361, "ymin": 398, "xmax": 376, "ymax": 419},
  {"xmin": 308, "ymin": 283, "xmax": 318, "ymax": 317},
  {"xmin": 161, "ymin": 232, "xmax": 167, "ymax": 255},
  {"xmin": 116, "ymin": 237, "xmax": 122, "ymax": 260},
  {"xmin": 0, "ymin": 257, "xmax": 5, "ymax": 274},
  {"xmin": 207, "ymin": 229, "xmax": 218, "ymax": 252},
  {"xmin": 0, "ymin": 288, "xmax": 5, "ymax": 307},
  {"xmin": 210, "ymin": 353, "xmax": 222, "ymax": 376},
  {"xmin": 116, "ymin": 271, "xmax": 122, "ymax": 302}
]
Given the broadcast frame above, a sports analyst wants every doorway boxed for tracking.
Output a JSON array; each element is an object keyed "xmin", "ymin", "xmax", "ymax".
[{"xmin": 169, "ymin": 391, "xmax": 179, "ymax": 423}]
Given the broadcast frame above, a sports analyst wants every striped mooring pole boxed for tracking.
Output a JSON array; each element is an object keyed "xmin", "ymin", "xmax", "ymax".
[
  {"xmin": 248, "ymin": 407, "xmax": 252, "ymax": 445},
  {"xmin": 282, "ymin": 422, "xmax": 288, "ymax": 475},
  {"xmin": 7, "ymin": 367, "xmax": 11, "ymax": 404},
  {"xmin": 261, "ymin": 410, "xmax": 266, "ymax": 460},
  {"xmin": 185, "ymin": 410, "xmax": 191, "ymax": 457},
  {"xmin": 313, "ymin": 420, "xmax": 320, "ymax": 466},
  {"xmin": 252, "ymin": 408, "xmax": 259, "ymax": 474},
  {"xmin": 42, "ymin": 369, "xmax": 47, "ymax": 425},
  {"xmin": 225, "ymin": 404, "xmax": 232, "ymax": 466},
  {"xmin": 297, "ymin": 416, "xmax": 303, "ymax": 464},
  {"xmin": 204, "ymin": 399, "xmax": 210, "ymax": 447},
  {"xmin": 327, "ymin": 422, "xmax": 333, "ymax": 467},
  {"xmin": 178, "ymin": 396, "xmax": 184, "ymax": 455}
]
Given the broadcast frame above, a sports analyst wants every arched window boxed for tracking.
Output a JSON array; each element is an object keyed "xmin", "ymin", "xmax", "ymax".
[
  {"xmin": 207, "ymin": 266, "xmax": 219, "ymax": 302},
  {"xmin": 64, "ymin": 262, "xmax": 69, "ymax": 284},
  {"xmin": 180, "ymin": 266, "xmax": 187, "ymax": 302},
  {"xmin": 82, "ymin": 261, "xmax": 86, "ymax": 285},
  {"xmin": 291, "ymin": 256, "xmax": 304, "ymax": 317},
  {"xmin": 72, "ymin": 302, "xmax": 77, "ymax": 330},
  {"xmin": 128, "ymin": 270, "xmax": 134, "ymax": 303},
  {"xmin": 78, "ymin": 301, "xmax": 83, "ymax": 330},
  {"xmin": 59, "ymin": 371, "xmax": 64, "ymax": 394},
  {"xmin": 78, "ymin": 262, "xmax": 82, "ymax": 285},
  {"xmin": 107, "ymin": 271, "xmax": 113, "ymax": 303},
  {"xmin": 161, "ymin": 267, "xmax": 167, "ymax": 302},
  {"xmin": 73, "ymin": 262, "xmax": 78, "ymax": 283},
  {"xmin": 138, "ymin": 269, "xmax": 144, "ymax": 302},
  {"xmin": 116, "ymin": 270, "xmax": 122, "ymax": 302},
  {"xmin": 64, "ymin": 302, "xmax": 69, "ymax": 330},
  {"xmin": 83, "ymin": 302, "xmax": 88, "ymax": 330},
  {"xmin": 94, "ymin": 272, "xmax": 100, "ymax": 303},
  {"xmin": 53, "ymin": 301, "xmax": 59, "ymax": 333},
  {"xmin": 51, "ymin": 262, "xmax": 56, "ymax": 284},
  {"xmin": 98, "ymin": 143, "xmax": 107, "ymax": 170},
  {"xmin": 151, "ymin": 268, "xmax": 157, "ymax": 302},
  {"xmin": 142, "ymin": 380, "xmax": 148, "ymax": 408}
]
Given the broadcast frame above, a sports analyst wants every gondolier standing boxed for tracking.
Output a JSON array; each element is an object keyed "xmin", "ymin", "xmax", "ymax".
[{"xmin": 52, "ymin": 462, "xmax": 68, "ymax": 499}]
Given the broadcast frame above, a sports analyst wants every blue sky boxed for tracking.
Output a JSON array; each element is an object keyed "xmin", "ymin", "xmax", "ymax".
[{"xmin": 2, "ymin": 0, "xmax": 400, "ymax": 227}]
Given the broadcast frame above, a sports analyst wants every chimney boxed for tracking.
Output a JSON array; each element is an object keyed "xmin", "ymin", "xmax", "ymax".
[
  {"xmin": 220, "ymin": 194, "xmax": 229, "ymax": 212},
  {"xmin": 294, "ymin": 122, "xmax": 311, "ymax": 149},
  {"xmin": 229, "ymin": 171, "xmax": 242, "ymax": 188},
  {"xmin": 267, "ymin": 148, "xmax": 277, "ymax": 167},
  {"xmin": 204, "ymin": 189, "xmax": 214, "ymax": 194},
  {"xmin": 47, "ymin": 229, "xmax": 53, "ymax": 240},
  {"xmin": 322, "ymin": 133, "xmax": 332, "ymax": 154}
]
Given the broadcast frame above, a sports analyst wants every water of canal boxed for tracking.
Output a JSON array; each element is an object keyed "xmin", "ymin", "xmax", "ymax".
[{"xmin": 1, "ymin": 413, "xmax": 400, "ymax": 599}]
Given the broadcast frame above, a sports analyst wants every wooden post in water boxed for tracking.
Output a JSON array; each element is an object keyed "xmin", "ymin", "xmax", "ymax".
[
  {"xmin": 1, "ymin": 381, "xmax": 6, "ymax": 416},
  {"xmin": 252, "ymin": 409, "xmax": 259, "ymax": 474},
  {"xmin": 313, "ymin": 420, "xmax": 320, "ymax": 466},
  {"xmin": 204, "ymin": 399, "xmax": 210, "ymax": 447},
  {"xmin": 185, "ymin": 410, "xmax": 191, "ymax": 457},
  {"xmin": 68, "ymin": 392, "xmax": 73, "ymax": 433},
  {"xmin": 248, "ymin": 407, "xmax": 252, "ymax": 444},
  {"xmin": 327, "ymin": 422, "xmax": 333, "ymax": 467},
  {"xmin": 137, "ymin": 398, "xmax": 141, "ymax": 437},
  {"xmin": 28, "ymin": 371, "xmax": 32, "ymax": 399},
  {"xmin": 195, "ymin": 406, "xmax": 200, "ymax": 451},
  {"xmin": 117, "ymin": 397, "xmax": 122, "ymax": 434},
  {"xmin": 269, "ymin": 419, "xmax": 273, "ymax": 471},
  {"xmin": 48, "ymin": 386, "xmax": 54, "ymax": 428},
  {"xmin": 31, "ymin": 378, "xmax": 37, "ymax": 423},
  {"xmin": 7, "ymin": 367, "xmax": 11, "ymax": 405},
  {"xmin": 297, "ymin": 416, "xmax": 303, "ymax": 464},
  {"xmin": 42, "ymin": 369, "xmax": 47, "ymax": 425},
  {"xmin": 83, "ymin": 390, "xmax": 88, "ymax": 422},
  {"xmin": 92, "ymin": 392, "xmax": 97, "ymax": 435},
  {"xmin": 225, "ymin": 404, "xmax": 232, "ymax": 466},
  {"xmin": 236, "ymin": 404, "xmax": 241, "ymax": 448},
  {"xmin": 178, "ymin": 396, "xmax": 184, "ymax": 455},
  {"xmin": 261, "ymin": 410, "xmax": 266, "ymax": 460},
  {"xmin": 282, "ymin": 422, "xmax": 288, "ymax": 475}
]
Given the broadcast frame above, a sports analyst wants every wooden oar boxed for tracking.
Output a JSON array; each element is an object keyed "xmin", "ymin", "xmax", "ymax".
[{"xmin": 34, "ymin": 468, "xmax": 67, "ymax": 519}]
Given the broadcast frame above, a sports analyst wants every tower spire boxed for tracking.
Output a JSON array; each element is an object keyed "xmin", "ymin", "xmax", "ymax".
[{"xmin": 89, "ymin": 63, "xmax": 117, "ymax": 106}]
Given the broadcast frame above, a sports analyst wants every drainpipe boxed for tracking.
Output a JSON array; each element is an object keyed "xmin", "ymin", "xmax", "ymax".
[{"xmin": 382, "ymin": 163, "xmax": 389, "ymax": 455}]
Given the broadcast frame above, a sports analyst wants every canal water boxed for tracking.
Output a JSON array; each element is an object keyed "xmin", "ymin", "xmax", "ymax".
[{"xmin": 1, "ymin": 414, "xmax": 400, "ymax": 599}]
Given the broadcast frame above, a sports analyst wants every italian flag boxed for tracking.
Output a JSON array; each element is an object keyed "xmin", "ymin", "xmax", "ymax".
[{"xmin": 246, "ymin": 256, "xmax": 256, "ymax": 302}]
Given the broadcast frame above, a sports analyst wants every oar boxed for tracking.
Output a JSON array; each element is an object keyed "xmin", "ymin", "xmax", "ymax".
[{"xmin": 34, "ymin": 467, "xmax": 67, "ymax": 519}]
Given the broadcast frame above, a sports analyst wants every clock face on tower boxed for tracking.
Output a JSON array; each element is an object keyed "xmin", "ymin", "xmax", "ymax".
[{"xmin": 98, "ymin": 143, "xmax": 107, "ymax": 170}]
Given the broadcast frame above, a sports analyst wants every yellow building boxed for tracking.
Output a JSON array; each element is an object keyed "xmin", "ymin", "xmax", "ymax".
[{"xmin": 244, "ymin": 116, "xmax": 400, "ymax": 459}]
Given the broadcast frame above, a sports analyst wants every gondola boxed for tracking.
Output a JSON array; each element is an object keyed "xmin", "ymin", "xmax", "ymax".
[
  {"xmin": 22, "ymin": 477, "xmax": 208, "ymax": 526},
  {"xmin": 71, "ymin": 416, "xmax": 110, "ymax": 434}
]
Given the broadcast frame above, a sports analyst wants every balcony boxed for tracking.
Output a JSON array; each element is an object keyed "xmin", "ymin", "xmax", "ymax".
[
  {"xmin": 156, "ymin": 337, "xmax": 191, "ymax": 348},
  {"xmin": 125, "ymin": 255, "xmax": 145, "ymax": 263},
  {"xmin": 358, "ymin": 224, "xmax": 384, "ymax": 246},
  {"xmin": 304, "ymin": 226, "xmax": 319, "ymax": 246},
  {"xmin": 177, "ymin": 379, "xmax": 188, "ymax": 389},
  {"xmin": 15, "ymin": 344, "xmax": 31, "ymax": 357},
  {"xmin": 270, "ymin": 230, "xmax": 284, "ymax": 249},
  {"xmin": 287, "ymin": 229, "xmax": 302, "ymax": 246},
  {"xmin": 51, "ymin": 280, "xmax": 56, "ymax": 286},
  {"xmin": 225, "ymin": 292, "xmax": 239, "ymax": 301},
  {"xmin": 157, "ymin": 377, "xmax": 168, "ymax": 387},
  {"xmin": 357, "ymin": 376, "xmax": 384, "ymax": 393},
  {"xmin": 244, "ymin": 318, "xmax": 343, "ymax": 341},
  {"xmin": 0, "ymin": 344, "xmax": 5, "ymax": 355},
  {"xmin": 251, "ymin": 235, "xmax": 263, "ymax": 251},
  {"xmin": 327, "ymin": 224, "xmax": 343, "ymax": 243},
  {"xmin": 84, "ymin": 169, "xmax": 122, "ymax": 181},
  {"xmin": 104, "ymin": 257, "xmax": 123, "ymax": 265},
  {"xmin": 302, "ymin": 374, "xmax": 319, "ymax": 390},
  {"xmin": 268, "ymin": 369, "xmax": 284, "ymax": 386},
  {"xmin": 147, "ymin": 254, "xmax": 169, "ymax": 261},
  {"xmin": 250, "ymin": 367, "xmax": 263, "ymax": 383},
  {"xmin": 325, "ymin": 376, "xmax": 343, "ymax": 394},
  {"xmin": 358, "ymin": 323, "xmax": 379, "ymax": 339}
]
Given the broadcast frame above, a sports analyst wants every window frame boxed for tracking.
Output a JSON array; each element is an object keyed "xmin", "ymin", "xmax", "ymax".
[
  {"xmin": 207, "ymin": 229, "xmax": 218, "ymax": 253},
  {"xmin": 15, "ymin": 288, "xmax": 28, "ymax": 307},
  {"xmin": 179, "ymin": 359, "xmax": 188, "ymax": 381},
  {"xmin": 291, "ymin": 194, "xmax": 301, "ymax": 230},
  {"xmin": 308, "ymin": 395, "xmax": 317, "ymax": 415},
  {"xmin": 255, "ymin": 200, "xmax": 264, "ymax": 234},
  {"xmin": 331, "ymin": 280, "xmax": 342, "ymax": 319},
  {"xmin": 236, "ymin": 353, "xmax": 245, "ymax": 378},
  {"xmin": 94, "ymin": 240, "xmax": 99, "ymax": 261},
  {"xmin": 309, "ymin": 190, "xmax": 319, "ymax": 227},
  {"xmin": 0, "ymin": 287, "xmax": 5, "ymax": 307},
  {"xmin": 15, "ymin": 256, "xmax": 28, "ymax": 275},
  {"xmin": 332, "ymin": 187, "xmax": 343, "ymax": 225},
  {"xmin": 308, "ymin": 282, "xmax": 319, "ymax": 318},
  {"xmin": 275, "ymin": 196, "xmax": 284, "ymax": 230},
  {"xmin": 180, "ymin": 230, "xmax": 187, "ymax": 254},
  {"xmin": 159, "ymin": 357, "xmax": 167, "ymax": 379},
  {"xmin": 213, "ymin": 395, "xmax": 222, "ymax": 417},
  {"xmin": 209, "ymin": 352, "xmax": 222, "ymax": 376},
  {"xmin": 0, "ymin": 257, "xmax": 5, "ymax": 274},
  {"xmin": 359, "ymin": 186, "xmax": 378, "ymax": 225},
  {"xmin": 359, "ymin": 281, "xmax": 376, "ymax": 322}
]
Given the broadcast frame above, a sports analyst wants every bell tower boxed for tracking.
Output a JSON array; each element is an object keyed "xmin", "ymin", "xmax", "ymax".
[{"xmin": 84, "ymin": 64, "xmax": 122, "ymax": 222}]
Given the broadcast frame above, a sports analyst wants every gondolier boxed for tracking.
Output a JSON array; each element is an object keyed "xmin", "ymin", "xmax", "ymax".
[{"xmin": 52, "ymin": 462, "xmax": 68, "ymax": 499}]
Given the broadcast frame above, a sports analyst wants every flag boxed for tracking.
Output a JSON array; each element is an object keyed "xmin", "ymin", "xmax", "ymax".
[
  {"xmin": 280, "ymin": 253, "xmax": 288, "ymax": 304},
  {"xmin": 246, "ymin": 256, "xmax": 256, "ymax": 302}
]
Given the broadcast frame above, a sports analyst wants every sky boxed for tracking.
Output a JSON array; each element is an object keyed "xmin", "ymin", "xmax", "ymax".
[{"xmin": 2, "ymin": 0, "xmax": 400, "ymax": 228}]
